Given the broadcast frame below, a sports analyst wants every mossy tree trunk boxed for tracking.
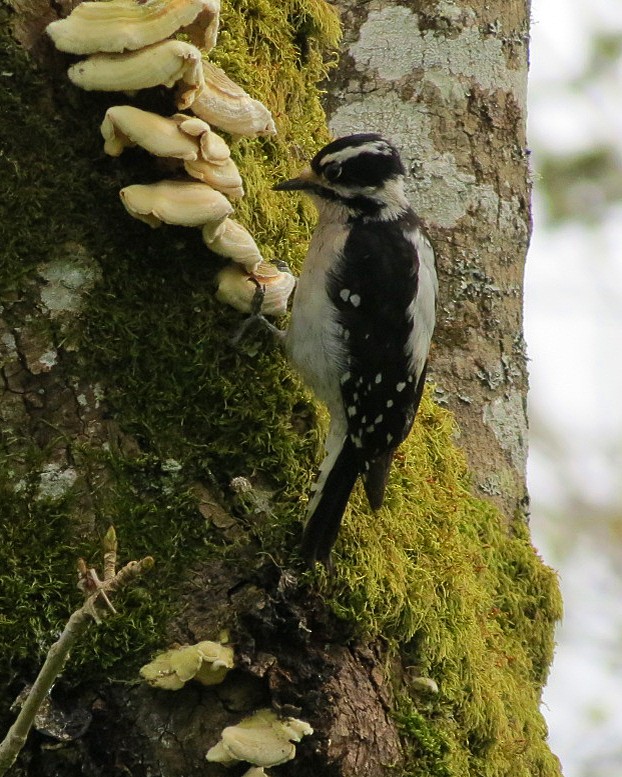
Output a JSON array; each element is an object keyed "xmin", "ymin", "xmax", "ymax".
[{"xmin": 1, "ymin": 1, "xmax": 562, "ymax": 776}]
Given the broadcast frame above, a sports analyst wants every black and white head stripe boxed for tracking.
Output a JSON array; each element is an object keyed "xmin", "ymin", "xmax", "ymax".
[{"xmin": 311, "ymin": 133, "xmax": 405, "ymax": 190}]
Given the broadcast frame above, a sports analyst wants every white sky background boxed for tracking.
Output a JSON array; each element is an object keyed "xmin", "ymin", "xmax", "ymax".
[{"xmin": 527, "ymin": 1, "xmax": 622, "ymax": 775}]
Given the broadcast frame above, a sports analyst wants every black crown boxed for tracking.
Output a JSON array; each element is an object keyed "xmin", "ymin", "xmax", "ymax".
[{"xmin": 311, "ymin": 134, "xmax": 405, "ymax": 189}]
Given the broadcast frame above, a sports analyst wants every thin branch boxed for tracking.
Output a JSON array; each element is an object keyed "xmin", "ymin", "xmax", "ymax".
[{"xmin": 0, "ymin": 529, "xmax": 154, "ymax": 777}]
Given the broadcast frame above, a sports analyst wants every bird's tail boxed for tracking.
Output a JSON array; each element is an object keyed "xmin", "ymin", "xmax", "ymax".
[
  {"xmin": 301, "ymin": 436, "xmax": 359, "ymax": 568},
  {"xmin": 362, "ymin": 450, "xmax": 395, "ymax": 510}
]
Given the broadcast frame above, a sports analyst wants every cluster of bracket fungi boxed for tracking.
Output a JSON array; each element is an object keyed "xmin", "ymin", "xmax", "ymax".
[
  {"xmin": 138, "ymin": 639, "xmax": 313, "ymax": 772},
  {"xmin": 46, "ymin": 0, "xmax": 296, "ymax": 316}
]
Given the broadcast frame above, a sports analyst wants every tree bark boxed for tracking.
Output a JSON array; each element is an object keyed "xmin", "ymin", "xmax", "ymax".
[
  {"xmin": 0, "ymin": 2, "xmax": 562, "ymax": 776},
  {"xmin": 326, "ymin": 0, "xmax": 533, "ymax": 519}
]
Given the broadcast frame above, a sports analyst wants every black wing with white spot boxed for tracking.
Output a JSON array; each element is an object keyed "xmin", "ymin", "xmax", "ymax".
[{"xmin": 327, "ymin": 211, "xmax": 428, "ymax": 504}]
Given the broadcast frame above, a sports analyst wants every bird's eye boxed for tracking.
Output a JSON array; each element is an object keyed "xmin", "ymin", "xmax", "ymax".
[{"xmin": 323, "ymin": 161, "xmax": 342, "ymax": 182}]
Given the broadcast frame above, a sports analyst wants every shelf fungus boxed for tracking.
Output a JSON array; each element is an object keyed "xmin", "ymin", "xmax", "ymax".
[
  {"xmin": 216, "ymin": 261, "xmax": 296, "ymax": 316},
  {"xmin": 47, "ymin": 0, "xmax": 220, "ymax": 56},
  {"xmin": 68, "ymin": 40, "xmax": 205, "ymax": 109},
  {"xmin": 189, "ymin": 62, "xmax": 277, "ymax": 137},
  {"xmin": 102, "ymin": 107, "xmax": 236, "ymax": 174},
  {"xmin": 140, "ymin": 640, "xmax": 234, "ymax": 690},
  {"xmin": 206, "ymin": 708, "xmax": 313, "ymax": 768},
  {"xmin": 174, "ymin": 114, "xmax": 231, "ymax": 163},
  {"xmin": 184, "ymin": 156, "xmax": 244, "ymax": 199},
  {"xmin": 102, "ymin": 105, "xmax": 200, "ymax": 159},
  {"xmin": 120, "ymin": 180, "xmax": 233, "ymax": 228},
  {"xmin": 46, "ymin": 0, "xmax": 284, "ymax": 318},
  {"xmin": 203, "ymin": 218, "xmax": 263, "ymax": 269}
]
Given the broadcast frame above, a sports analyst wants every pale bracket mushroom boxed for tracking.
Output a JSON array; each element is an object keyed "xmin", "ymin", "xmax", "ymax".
[
  {"xmin": 120, "ymin": 180, "xmax": 233, "ymax": 228},
  {"xmin": 68, "ymin": 40, "xmax": 205, "ymax": 110},
  {"xmin": 47, "ymin": 0, "xmax": 220, "ymax": 56},
  {"xmin": 101, "ymin": 106, "xmax": 235, "ymax": 171},
  {"xmin": 206, "ymin": 708, "xmax": 313, "ymax": 768},
  {"xmin": 184, "ymin": 156, "xmax": 244, "ymax": 199},
  {"xmin": 189, "ymin": 62, "xmax": 277, "ymax": 138},
  {"xmin": 216, "ymin": 261, "xmax": 296, "ymax": 317},
  {"xmin": 241, "ymin": 768, "xmax": 270, "ymax": 777},
  {"xmin": 102, "ymin": 105, "xmax": 201, "ymax": 159},
  {"xmin": 173, "ymin": 114, "xmax": 231, "ymax": 162},
  {"xmin": 202, "ymin": 218, "xmax": 263, "ymax": 270},
  {"xmin": 139, "ymin": 640, "xmax": 234, "ymax": 690}
]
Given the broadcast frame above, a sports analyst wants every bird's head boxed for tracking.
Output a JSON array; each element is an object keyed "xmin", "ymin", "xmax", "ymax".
[{"xmin": 274, "ymin": 134, "xmax": 409, "ymax": 220}]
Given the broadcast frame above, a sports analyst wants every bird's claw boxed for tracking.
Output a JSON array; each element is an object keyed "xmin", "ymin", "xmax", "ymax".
[{"xmin": 230, "ymin": 279, "xmax": 284, "ymax": 346}]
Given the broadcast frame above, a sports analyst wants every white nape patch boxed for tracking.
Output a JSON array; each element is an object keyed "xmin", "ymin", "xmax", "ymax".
[
  {"xmin": 386, "ymin": 399, "xmax": 394, "ymax": 408},
  {"xmin": 375, "ymin": 178, "xmax": 412, "ymax": 221},
  {"xmin": 349, "ymin": 294, "xmax": 361, "ymax": 307},
  {"xmin": 374, "ymin": 414, "xmax": 383, "ymax": 424},
  {"xmin": 396, "ymin": 382, "xmax": 406, "ymax": 392},
  {"xmin": 340, "ymin": 288, "xmax": 351, "ymax": 301},
  {"xmin": 341, "ymin": 177, "xmax": 411, "ymax": 222},
  {"xmin": 375, "ymin": 373, "xmax": 382, "ymax": 384},
  {"xmin": 386, "ymin": 433, "xmax": 394, "ymax": 445},
  {"xmin": 347, "ymin": 405, "xmax": 357, "ymax": 417},
  {"xmin": 321, "ymin": 140, "xmax": 394, "ymax": 167}
]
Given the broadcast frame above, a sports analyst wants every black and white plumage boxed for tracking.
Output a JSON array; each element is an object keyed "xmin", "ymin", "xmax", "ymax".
[{"xmin": 274, "ymin": 134, "xmax": 437, "ymax": 567}]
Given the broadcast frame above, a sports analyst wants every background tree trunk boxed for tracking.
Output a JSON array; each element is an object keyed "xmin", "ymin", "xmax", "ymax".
[{"xmin": 1, "ymin": 1, "xmax": 563, "ymax": 776}]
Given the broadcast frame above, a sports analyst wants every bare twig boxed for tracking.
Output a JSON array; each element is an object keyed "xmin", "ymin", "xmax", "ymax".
[
  {"xmin": 103, "ymin": 525, "xmax": 118, "ymax": 582},
  {"xmin": 0, "ymin": 528, "xmax": 154, "ymax": 776}
]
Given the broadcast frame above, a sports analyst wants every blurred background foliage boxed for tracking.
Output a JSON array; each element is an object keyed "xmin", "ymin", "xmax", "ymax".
[{"xmin": 527, "ymin": 1, "xmax": 622, "ymax": 775}]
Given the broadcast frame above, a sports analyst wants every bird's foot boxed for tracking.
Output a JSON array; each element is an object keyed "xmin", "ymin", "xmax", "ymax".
[{"xmin": 230, "ymin": 280, "xmax": 285, "ymax": 346}]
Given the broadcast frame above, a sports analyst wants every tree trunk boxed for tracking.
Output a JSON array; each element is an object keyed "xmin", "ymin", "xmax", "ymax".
[
  {"xmin": 326, "ymin": 0, "xmax": 533, "ymax": 520},
  {"xmin": 1, "ymin": 1, "xmax": 562, "ymax": 776}
]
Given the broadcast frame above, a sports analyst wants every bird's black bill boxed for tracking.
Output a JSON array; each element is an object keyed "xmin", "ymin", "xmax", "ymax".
[{"xmin": 273, "ymin": 177, "xmax": 312, "ymax": 191}]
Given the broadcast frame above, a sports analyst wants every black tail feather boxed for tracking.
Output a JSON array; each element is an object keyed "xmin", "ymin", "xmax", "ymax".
[
  {"xmin": 301, "ymin": 438, "xmax": 359, "ymax": 567},
  {"xmin": 362, "ymin": 450, "xmax": 395, "ymax": 510}
]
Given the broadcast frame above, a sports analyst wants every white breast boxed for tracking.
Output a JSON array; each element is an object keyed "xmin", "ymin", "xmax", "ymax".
[{"xmin": 285, "ymin": 220, "xmax": 349, "ymax": 415}]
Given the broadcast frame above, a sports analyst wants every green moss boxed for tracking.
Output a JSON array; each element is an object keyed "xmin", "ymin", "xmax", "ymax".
[
  {"xmin": 323, "ymin": 390, "xmax": 563, "ymax": 777},
  {"xmin": 76, "ymin": 0, "xmax": 341, "ymax": 484},
  {"xmin": 0, "ymin": 453, "xmax": 220, "ymax": 725},
  {"xmin": 0, "ymin": 0, "xmax": 338, "ymax": 723}
]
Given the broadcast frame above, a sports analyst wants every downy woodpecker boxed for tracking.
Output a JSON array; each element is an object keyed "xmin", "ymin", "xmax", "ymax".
[{"xmin": 274, "ymin": 134, "xmax": 438, "ymax": 567}]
